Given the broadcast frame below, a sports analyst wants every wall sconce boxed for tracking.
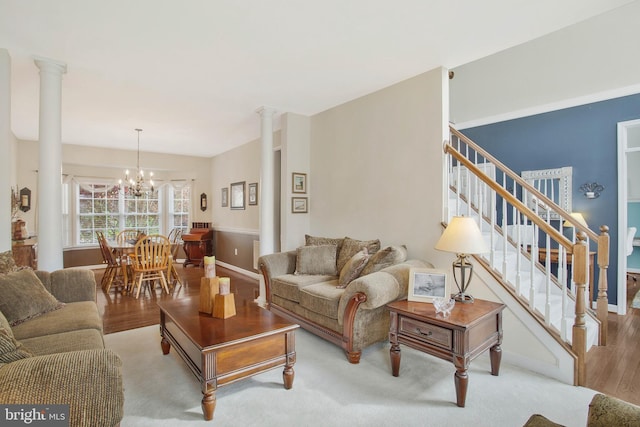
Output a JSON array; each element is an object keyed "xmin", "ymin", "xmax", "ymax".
[
  {"xmin": 579, "ymin": 182, "xmax": 604, "ymax": 199},
  {"xmin": 19, "ymin": 188, "xmax": 31, "ymax": 212},
  {"xmin": 200, "ymin": 193, "xmax": 207, "ymax": 211}
]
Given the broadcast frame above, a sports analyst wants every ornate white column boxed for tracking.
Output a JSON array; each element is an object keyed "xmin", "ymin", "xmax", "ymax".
[
  {"xmin": 35, "ymin": 57, "xmax": 67, "ymax": 271},
  {"xmin": 0, "ymin": 50, "xmax": 11, "ymax": 251},
  {"xmin": 256, "ymin": 106, "xmax": 276, "ymax": 306}
]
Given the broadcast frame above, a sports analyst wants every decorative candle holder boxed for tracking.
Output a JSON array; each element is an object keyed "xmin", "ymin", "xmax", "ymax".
[
  {"xmin": 204, "ymin": 256, "xmax": 216, "ymax": 278},
  {"xmin": 199, "ymin": 276, "xmax": 219, "ymax": 314},
  {"xmin": 213, "ymin": 293, "xmax": 236, "ymax": 319},
  {"xmin": 212, "ymin": 277, "xmax": 235, "ymax": 319}
]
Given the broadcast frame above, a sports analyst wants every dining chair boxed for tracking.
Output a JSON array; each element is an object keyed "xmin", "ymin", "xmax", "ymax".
[
  {"xmin": 96, "ymin": 231, "xmax": 123, "ymax": 292},
  {"xmin": 167, "ymin": 228, "xmax": 184, "ymax": 287},
  {"xmin": 130, "ymin": 234, "xmax": 171, "ymax": 298}
]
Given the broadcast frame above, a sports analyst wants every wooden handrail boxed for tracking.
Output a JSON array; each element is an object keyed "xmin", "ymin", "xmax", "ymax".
[
  {"xmin": 449, "ymin": 126, "xmax": 599, "ymax": 242},
  {"xmin": 445, "ymin": 140, "xmax": 573, "ymax": 252}
]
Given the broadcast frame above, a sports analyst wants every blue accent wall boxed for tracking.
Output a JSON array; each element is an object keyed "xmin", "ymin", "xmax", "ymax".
[{"xmin": 461, "ymin": 93, "xmax": 640, "ymax": 305}]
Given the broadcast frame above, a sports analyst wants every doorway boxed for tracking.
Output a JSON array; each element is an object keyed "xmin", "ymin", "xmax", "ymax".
[{"xmin": 617, "ymin": 119, "xmax": 640, "ymax": 314}]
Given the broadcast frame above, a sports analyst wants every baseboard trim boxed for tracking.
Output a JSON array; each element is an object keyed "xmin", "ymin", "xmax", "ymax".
[{"xmin": 216, "ymin": 261, "xmax": 260, "ymax": 280}]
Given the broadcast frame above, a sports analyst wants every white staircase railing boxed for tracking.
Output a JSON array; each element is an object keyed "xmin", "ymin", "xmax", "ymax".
[{"xmin": 445, "ymin": 126, "xmax": 610, "ymax": 386}]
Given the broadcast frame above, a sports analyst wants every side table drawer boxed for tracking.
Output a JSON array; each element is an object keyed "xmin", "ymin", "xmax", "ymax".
[{"xmin": 399, "ymin": 317, "xmax": 452, "ymax": 350}]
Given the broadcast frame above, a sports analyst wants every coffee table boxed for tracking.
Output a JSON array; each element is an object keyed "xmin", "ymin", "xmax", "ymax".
[{"xmin": 158, "ymin": 298, "xmax": 299, "ymax": 420}]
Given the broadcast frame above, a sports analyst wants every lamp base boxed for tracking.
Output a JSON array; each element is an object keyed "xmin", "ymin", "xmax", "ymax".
[{"xmin": 452, "ymin": 293, "xmax": 474, "ymax": 304}]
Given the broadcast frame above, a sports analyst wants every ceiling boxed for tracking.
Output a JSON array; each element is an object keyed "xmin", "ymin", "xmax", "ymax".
[{"xmin": 0, "ymin": 0, "xmax": 633, "ymax": 158}]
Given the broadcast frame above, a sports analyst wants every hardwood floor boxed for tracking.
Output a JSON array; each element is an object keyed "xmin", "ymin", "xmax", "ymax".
[
  {"xmin": 585, "ymin": 272, "xmax": 640, "ymax": 405},
  {"xmin": 95, "ymin": 265, "xmax": 640, "ymax": 405},
  {"xmin": 95, "ymin": 264, "xmax": 259, "ymax": 334}
]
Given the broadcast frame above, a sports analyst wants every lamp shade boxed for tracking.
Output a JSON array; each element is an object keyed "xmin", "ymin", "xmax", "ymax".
[
  {"xmin": 435, "ymin": 216, "xmax": 488, "ymax": 255},
  {"xmin": 563, "ymin": 212, "xmax": 588, "ymax": 228}
]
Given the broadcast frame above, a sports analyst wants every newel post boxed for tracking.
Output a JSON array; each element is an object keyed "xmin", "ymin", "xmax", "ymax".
[
  {"xmin": 596, "ymin": 225, "xmax": 609, "ymax": 345},
  {"xmin": 572, "ymin": 232, "xmax": 588, "ymax": 386}
]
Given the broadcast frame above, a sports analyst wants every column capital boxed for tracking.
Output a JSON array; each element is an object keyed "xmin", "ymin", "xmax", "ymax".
[
  {"xmin": 256, "ymin": 106, "xmax": 276, "ymax": 117},
  {"xmin": 34, "ymin": 57, "xmax": 67, "ymax": 75}
]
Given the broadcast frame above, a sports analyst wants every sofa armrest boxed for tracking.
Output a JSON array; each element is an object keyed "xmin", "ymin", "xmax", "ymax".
[
  {"xmin": 0, "ymin": 349, "xmax": 123, "ymax": 427},
  {"xmin": 337, "ymin": 260, "xmax": 429, "ymax": 325},
  {"xmin": 36, "ymin": 268, "xmax": 97, "ymax": 303},
  {"xmin": 258, "ymin": 251, "xmax": 297, "ymax": 279},
  {"xmin": 587, "ymin": 393, "xmax": 640, "ymax": 426}
]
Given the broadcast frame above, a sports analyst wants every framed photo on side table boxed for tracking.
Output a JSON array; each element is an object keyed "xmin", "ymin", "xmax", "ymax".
[
  {"xmin": 291, "ymin": 197, "xmax": 308, "ymax": 213},
  {"xmin": 292, "ymin": 172, "xmax": 307, "ymax": 193},
  {"xmin": 408, "ymin": 268, "xmax": 449, "ymax": 303}
]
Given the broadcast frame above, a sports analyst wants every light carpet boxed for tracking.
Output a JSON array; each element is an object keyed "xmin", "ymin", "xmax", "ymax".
[{"xmin": 105, "ymin": 325, "xmax": 597, "ymax": 427}]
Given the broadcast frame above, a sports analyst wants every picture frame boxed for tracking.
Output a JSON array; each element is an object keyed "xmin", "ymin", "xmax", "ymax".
[
  {"xmin": 407, "ymin": 268, "xmax": 450, "ymax": 303},
  {"xmin": 291, "ymin": 197, "xmax": 308, "ymax": 214},
  {"xmin": 221, "ymin": 188, "xmax": 228, "ymax": 207},
  {"xmin": 248, "ymin": 182, "xmax": 258, "ymax": 206},
  {"xmin": 292, "ymin": 172, "xmax": 307, "ymax": 194},
  {"xmin": 230, "ymin": 181, "xmax": 245, "ymax": 210}
]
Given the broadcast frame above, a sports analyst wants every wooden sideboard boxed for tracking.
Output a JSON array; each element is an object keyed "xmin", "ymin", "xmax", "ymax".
[
  {"xmin": 182, "ymin": 223, "xmax": 214, "ymax": 268},
  {"xmin": 12, "ymin": 239, "xmax": 38, "ymax": 269}
]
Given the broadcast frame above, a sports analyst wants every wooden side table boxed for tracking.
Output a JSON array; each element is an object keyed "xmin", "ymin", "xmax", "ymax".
[
  {"xmin": 387, "ymin": 298, "xmax": 505, "ymax": 407},
  {"xmin": 12, "ymin": 239, "xmax": 38, "ymax": 269}
]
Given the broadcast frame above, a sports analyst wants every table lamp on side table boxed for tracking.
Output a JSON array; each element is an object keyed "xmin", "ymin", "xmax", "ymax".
[{"xmin": 435, "ymin": 216, "xmax": 488, "ymax": 303}]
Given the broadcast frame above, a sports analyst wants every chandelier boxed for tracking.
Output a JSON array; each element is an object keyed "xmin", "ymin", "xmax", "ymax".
[{"xmin": 119, "ymin": 128, "xmax": 154, "ymax": 197}]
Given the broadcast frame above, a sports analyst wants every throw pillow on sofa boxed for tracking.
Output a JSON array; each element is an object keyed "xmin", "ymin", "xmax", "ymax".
[
  {"xmin": 295, "ymin": 244, "xmax": 339, "ymax": 276},
  {"xmin": 337, "ymin": 237, "xmax": 381, "ymax": 273},
  {"xmin": 0, "ymin": 310, "xmax": 33, "ymax": 363},
  {"xmin": 0, "ymin": 250, "xmax": 18, "ymax": 274},
  {"xmin": 0, "ymin": 269, "xmax": 64, "ymax": 326},
  {"xmin": 337, "ymin": 248, "xmax": 370, "ymax": 289},
  {"xmin": 359, "ymin": 245, "xmax": 408, "ymax": 277},
  {"xmin": 305, "ymin": 234, "xmax": 344, "ymax": 251}
]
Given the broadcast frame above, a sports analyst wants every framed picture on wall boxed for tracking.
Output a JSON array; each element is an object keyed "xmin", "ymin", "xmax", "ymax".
[
  {"xmin": 248, "ymin": 182, "xmax": 258, "ymax": 206},
  {"xmin": 292, "ymin": 172, "xmax": 307, "ymax": 194},
  {"xmin": 221, "ymin": 188, "xmax": 228, "ymax": 207},
  {"xmin": 407, "ymin": 268, "xmax": 450, "ymax": 303},
  {"xmin": 292, "ymin": 197, "xmax": 308, "ymax": 213},
  {"xmin": 230, "ymin": 181, "xmax": 245, "ymax": 210}
]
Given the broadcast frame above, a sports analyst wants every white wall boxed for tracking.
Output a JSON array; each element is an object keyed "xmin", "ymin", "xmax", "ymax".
[
  {"xmin": 211, "ymin": 133, "xmax": 279, "ymax": 233},
  {"xmin": 310, "ymin": 67, "xmax": 450, "ymax": 263},
  {"xmin": 280, "ymin": 113, "xmax": 311, "ymax": 251},
  {"xmin": 450, "ymin": 1, "xmax": 640, "ymax": 127}
]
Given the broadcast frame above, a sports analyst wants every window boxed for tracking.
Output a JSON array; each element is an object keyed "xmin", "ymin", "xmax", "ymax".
[
  {"xmin": 122, "ymin": 191, "xmax": 161, "ymax": 236},
  {"xmin": 70, "ymin": 179, "xmax": 187, "ymax": 246},
  {"xmin": 169, "ymin": 185, "xmax": 191, "ymax": 233},
  {"xmin": 78, "ymin": 184, "xmax": 121, "ymax": 244}
]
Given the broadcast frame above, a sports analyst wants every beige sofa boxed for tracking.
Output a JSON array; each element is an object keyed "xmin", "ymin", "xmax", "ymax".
[
  {"xmin": 0, "ymin": 258, "xmax": 124, "ymax": 427},
  {"xmin": 259, "ymin": 235, "xmax": 428, "ymax": 363}
]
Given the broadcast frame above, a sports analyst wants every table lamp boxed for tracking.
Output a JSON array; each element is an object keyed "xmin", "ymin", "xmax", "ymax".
[
  {"xmin": 435, "ymin": 216, "xmax": 488, "ymax": 303},
  {"xmin": 563, "ymin": 212, "xmax": 588, "ymax": 229}
]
